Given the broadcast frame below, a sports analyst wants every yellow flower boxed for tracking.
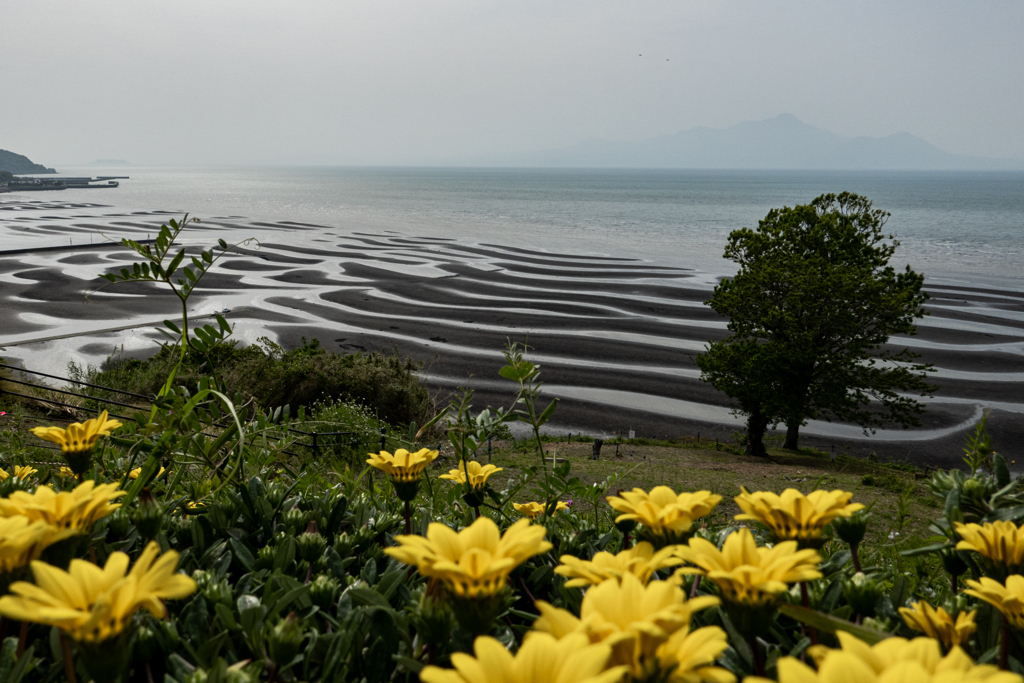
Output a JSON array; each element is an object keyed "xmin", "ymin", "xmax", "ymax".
[
  {"xmin": 899, "ymin": 601, "xmax": 977, "ymax": 650},
  {"xmin": 0, "ymin": 516, "xmax": 51, "ymax": 574},
  {"xmin": 129, "ymin": 466, "xmax": 167, "ymax": 480},
  {"xmin": 59, "ymin": 466, "xmax": 76, "ymax": 478},
  {"xmin": 420, "ymin": 632, "xmax": 629, "ymax": 683},
  {"xmin": 0, "ymin": 541, "xmax": 196, "ymax": 643},
  {"xmin": 657, "ymin": 625, "xmax": 735, "ymax": 683},
  {"xmin": 13, "ymin": 465, "xmax": 37, "ymax": 479},
  {"xmin": 955, "ymin": 521, "xmax": 1024, "ymax": 578},
  {"xmin": 0, "ymin": 470, "xmax": 6, "ymax": 482},
  {"xmin": 367, "ymin": 448, "xmax": 439, "ymax": 483},
  {"xmin": 555, "ymin": 541, "xmax": 683, "ymax": 587},
  {"xmin": 734, "ymin": 487, "xmax": 864, "ymax": 545},
  {"xmin": 30, "ymin": 411, "xmax": 122, "ymax": 454},
  {"xmin": 0, "ymin": 480, "xmax": 125, "ymax": 547},
  {"xmin": 674, "ymin": 528, "xmax": 821, "ymax": 607},
  {"xmin": 513, "ymin": 501, "xmax": 569, "ymax": 519},
  {"xmin": 533, "ymin": 572, "xmax": 721, "ymax": 678},
  {"xmin": 964, "ymin": 576, "xmax": 1024, "ymax": 630},
  {"xmin": 606, "ymin": 487, "xmax": 721, "ymax": 546},
  {"xmin": 751, "ymin": 631, "xmax": 1020, "ymax": 683},
  {"xmin": 384, "ymin": 517, "xmax": 551, "ymax": 598},
  {"xmin": 440, "ymin": 460, "xmax": 502, "ymax": 491}
]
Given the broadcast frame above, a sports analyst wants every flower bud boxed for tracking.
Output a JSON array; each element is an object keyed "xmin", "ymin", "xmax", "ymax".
[
  {"xmin": 843, "ymin": 572, "xmax": 885, "ymax": 618},
  {"xmin": 133, "ymin": 488, "xmax": 164, "ymax": 541},
  {"xmin": 281, "ymin": 507, "xmax": 308, "ymax": 532},
  {"xmin": 310, "ymin": 574, "xmax": 340, "ymax": 612},
  {"xmin": 297, "ymin": 529, "xmax": 327, "ymax": 564},
  {"xmin": 267, "ymin": 612, "xmax": 305, "ymax": 667},
  {"xmin": 256, "ymin": 545, "xmax": 276, "ymax": 570},
  {"xmin": 413, "ymin": 590, "xmax": 455, "ymax": 646},
  {"xmin": 833, "ymin": 510, "xmax": 870, "ymax": 547}
]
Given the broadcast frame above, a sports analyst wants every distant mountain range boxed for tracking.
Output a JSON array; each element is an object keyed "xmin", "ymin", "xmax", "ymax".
[
  {"xmin": 487, "ymin": 115, "xmax": 1024, "ymax": 171},
  {"xmin": 0, "ymin": 149, "xmax": 56, "ymax": 174}
]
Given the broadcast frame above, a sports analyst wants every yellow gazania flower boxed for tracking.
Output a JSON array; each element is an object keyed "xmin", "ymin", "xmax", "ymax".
[
  {"xmin": 747, "ymin": 631, "xmax": 1021, "ymax": 683},
  {"xmin": 674, "ymin": 527, "xmax": 821, "ymax": 607},
  {"xmin": 965, "ymin": 576, "xmax": 1024, "ymax": 630},
  {"xmin": 555, "ymin": 541, "xmax": 683, "ymax": 587},
  {"xmin": 59, "ymin": 466, "xmax": 76, "ymax": 478},
  {"xmin": 657, "ymin": 625, "xmax": 735, "ymax": 683},
  {"xmin": 899, "ymin": 601, "xmax": 977, "ymax": 650},
  {"xmin": 129, "ymin": 466, "xmax": 167, "ymax": 480},
  {"xmin": 30, "ymin": 410, "xmax": 123, "ymax": 455},
  {"xmin": 384, "ymin": 517, "xmax": 551, "ymax": 598},
  {"xmin": 0, "ymin": 470, "xmax": 6, "ymax": 482},
  {"xmin": 0, "ymin": 541, "xmax": 196, "ymax": 643},
  {"xmin": 513, "ymin": 501, "xmax": 569, "ymax": 519},
  {"xmin": 955, "ymin": 521, "xmax": 1024, "ymax": 575},
  {"xmin": 366, "ymin": 448, "xmax": 439, "ymax": 483},
  {"xmin": 0, "ymin": 480, "xmax": 125, "ymax": 547},
  {"xmin": 440, "ymin": 460, "xmax": 502, "ymax": 491},
  {"xmin": 0, "ymin": 516, "xmax": 51, "ymax": 574},
  {"xmin": 13, "ymin": 465, "xmax": 38, "ymax": 479},
  {"xmin": 533, "ymin": 572, "xmax": 721, "ymax": 677},
  {"xmin": 734, "ymin": 487, "xmax": 864, "ymax": 545},
  {"xmin": 420, "ymin": 632, "xmax": 629, "ymax": 683},
  {"xmin": 606, "ymin": 487, "xmax": 721, "ymax": 545}
]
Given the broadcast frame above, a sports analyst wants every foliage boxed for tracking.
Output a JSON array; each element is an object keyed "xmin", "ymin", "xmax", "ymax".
[
  {"xmin": 696, "ymin": 192, "xmax": 935, "ymax": 452},
  {"xmin": 75, "ymin": 336, "xmax": 433, "ymax": 428}
]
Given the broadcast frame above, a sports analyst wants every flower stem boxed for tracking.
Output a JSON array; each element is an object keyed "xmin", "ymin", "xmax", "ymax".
[
  {"xmin": 951, "ymin": 572, "xmax": 958, "ymax": 594},
  {"xmin": 750, "ymin": 636, "xmax": 764, "ymax": 677},
  {"xmin": 800, "ymin": 582, "xmax": 818, "ymax": 645},
  {"xmin": 16, "ymin": 620, "xmax": 27, "ymax": 657},
  {"xmin": 1001, "ymin": 615, "xmax": 1010, "ymax": 670},
  {"xmin": 404, "ymin": 499, "xmax": 412, "ymax": 536},
  {"xmin": 850, "ymin": 542, "xmax": 862, "ymax": 573},
  {"xmin": 61, "ymin": 634, "xmax": 77, "ymax": 683},
  {"xmin": 689, "ymin": 575, "xmax": 702, "ymax": 599}
]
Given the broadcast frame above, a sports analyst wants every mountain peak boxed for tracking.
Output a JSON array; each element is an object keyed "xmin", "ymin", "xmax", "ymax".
[{"xmin": 499, "ymin": 116, "xmax": 1023, "ymax": 170}]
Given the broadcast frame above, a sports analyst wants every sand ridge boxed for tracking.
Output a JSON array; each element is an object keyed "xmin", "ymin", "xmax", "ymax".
[{"xmin": 1, "ymin": 197, "xmax": 1022, "ymax": 467}]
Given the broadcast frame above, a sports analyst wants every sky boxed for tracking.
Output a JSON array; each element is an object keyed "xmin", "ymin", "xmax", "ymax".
[{"xmin": 2, "ymin": 0, "xmax": 1023, "ymax": 167}]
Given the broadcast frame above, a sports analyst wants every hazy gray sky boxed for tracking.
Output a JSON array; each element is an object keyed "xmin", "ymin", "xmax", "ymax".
[{"xmin": 3, "ymin": 0, "xmax": 1022, "ymax": 166}]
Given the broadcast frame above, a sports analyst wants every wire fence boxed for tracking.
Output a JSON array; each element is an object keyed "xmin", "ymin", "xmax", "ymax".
[{"xmin": 0, "ymin": 362, "xmax": 387, "ymax": 463}]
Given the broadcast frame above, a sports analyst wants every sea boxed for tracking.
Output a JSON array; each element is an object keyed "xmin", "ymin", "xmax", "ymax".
[{"xmin": 22, "ymin": 166, "xmax": 1024, "ymax": 289}]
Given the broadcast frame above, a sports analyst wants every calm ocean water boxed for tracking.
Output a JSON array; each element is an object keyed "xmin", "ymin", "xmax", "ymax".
[{"xmin": 47, "ymin": 166, "xmax": 1024, "ymax": 288}]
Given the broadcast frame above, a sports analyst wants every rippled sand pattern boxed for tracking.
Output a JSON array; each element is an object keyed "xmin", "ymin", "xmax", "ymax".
[{"xmin": 2, "ymin": 198, "xmax": 1022, "ymax": 466}]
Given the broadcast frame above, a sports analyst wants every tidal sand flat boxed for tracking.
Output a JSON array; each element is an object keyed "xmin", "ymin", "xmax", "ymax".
[{"xmin": 1, "ymin": 197, "xmax": 1022, "ymax": 467}]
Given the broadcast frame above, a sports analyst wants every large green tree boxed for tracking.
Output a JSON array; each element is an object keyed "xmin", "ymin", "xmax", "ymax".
[{"xmin": 696, "ymin": 192, "xmax": 935, "ymax": 453}]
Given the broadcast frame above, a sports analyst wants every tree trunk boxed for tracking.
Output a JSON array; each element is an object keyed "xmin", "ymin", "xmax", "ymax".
[
  {"xmin": 784, "ymin": 421, "xmax": 801, "ymax": 450},
  {"xmin": 746, "ymin": 410, "xmax": 770, "ymax": 457}
]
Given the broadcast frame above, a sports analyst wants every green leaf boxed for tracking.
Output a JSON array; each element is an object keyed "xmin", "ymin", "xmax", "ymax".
[
  {"xmin": 229, "ymin": 537, "xmax": 256, "ymax": 572},
  {"xmin": 536, "ymin": 398, "xmax": 559, "ymax": 426},
  {"xmin": 164, "ymin": 320, "xmax": 182, "ymax": 334},
  {"xmin": 346, "ymin": 587, "xmax": 391, "ymax": 609},
  {"xmin": 777, "ymin": 604, "xmax": 890, "ymax": 644},
  {"xmin": 166, "ymin": 249, "xmax": 186, "ymax": 277},
  {"xmin": 900, "ymin": 542, "xmax": 950, "ymax": 557}
]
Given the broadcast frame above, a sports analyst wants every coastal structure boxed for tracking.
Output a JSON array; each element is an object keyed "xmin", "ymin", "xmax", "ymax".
[{"xmin": 0, "ymin": 176, "xmax": 128, "ymax": 192}]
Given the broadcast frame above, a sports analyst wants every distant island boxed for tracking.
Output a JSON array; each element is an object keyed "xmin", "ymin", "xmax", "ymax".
[
  {"xmin": 0, "ymin": 149, "xmax": 56, "ymax": 174},
  {"xmin": 486, "ymin": 114, "xmax": 1024, "ymax": 171}
]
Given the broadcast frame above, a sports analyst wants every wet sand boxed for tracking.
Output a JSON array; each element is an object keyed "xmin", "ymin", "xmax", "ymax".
[{"xmin": 2, "ymin": 197, "xmax": 1023, "ymax": 468}]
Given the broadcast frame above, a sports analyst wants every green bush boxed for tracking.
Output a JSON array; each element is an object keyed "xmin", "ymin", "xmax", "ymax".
[{"xmin": 78, "ymin": 337, "xmax": 433, "ymax": 427}]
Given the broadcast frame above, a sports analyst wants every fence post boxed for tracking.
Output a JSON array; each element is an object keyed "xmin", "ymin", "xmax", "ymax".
[{"xmin": 380, "ymin": 427, "xmax": 387, "ymax": 452}]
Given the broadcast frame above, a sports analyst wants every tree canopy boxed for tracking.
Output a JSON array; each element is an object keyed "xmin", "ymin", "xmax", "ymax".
[{"xmin": 696, "ymin": 192, "xmax": 935, "ymax": 456}]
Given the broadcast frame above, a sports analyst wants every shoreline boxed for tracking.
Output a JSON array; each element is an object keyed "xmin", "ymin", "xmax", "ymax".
[{"xmin": 1, "ymin": 197, "xmax": 1023, "ymax": 469}]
